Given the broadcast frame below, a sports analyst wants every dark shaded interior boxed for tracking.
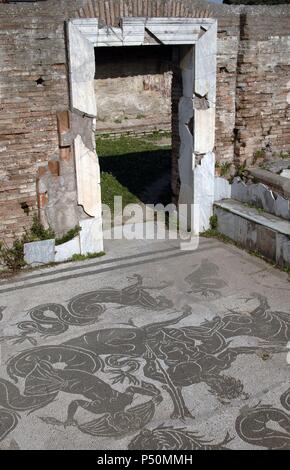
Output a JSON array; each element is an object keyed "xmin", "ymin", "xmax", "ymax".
[{"xmin": 94, "ymin": 44, "xmax": 177, "ymax": 79}]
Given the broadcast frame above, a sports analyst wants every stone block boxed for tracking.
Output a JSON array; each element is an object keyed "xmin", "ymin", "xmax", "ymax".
[
  {"xmin": 195, "ymin": 21, "xmax": 217, "ymax": 104},
  {"xmin": 55, "ymin": 236, "xmax": 80, "ymax": 263},
  {"xmin": 24, "ymin": 239, "xmax": 55, "ymax": 267},
  {"xmin": 79, "ymin": 217, "xmax": 104, "ymax": 255},
  {"xmin": 232, "ymin": 177, "xmax": 290, "ymax": 220},
  {"xmin": 256, "ymin": 225, "xmax": 276, "ymax": 261},
  {"xmin": 214, "ymin": 177, "xmax": 231, "ymax": 201},
  {"xmin": 68, "ymin": 21, "xmax": 96, "ymax": 117},
  {"xmin": 194, "ymin": 107, "xmax": 215, "ymax": 154},
  {"xmin": 194, "ymin": 152, "xmax": 215, "ymax": 232},
  {"xmin": 275, "ymin": 195, "xmax": 290, "ymax": 220},
  {"xmin": 276, "ymin": 233, "xmax": 290, "ymax": 268},
  {"xmin": 74, "ymin": 134, "xmax": 102, "ymax": 218},
  {"xmin": 231, "ymin": 178, "xmax": 249, "ymax": 203},
  {"xmin": 281, "ymin": 169, "xmax": 290, "ymax": 179}
]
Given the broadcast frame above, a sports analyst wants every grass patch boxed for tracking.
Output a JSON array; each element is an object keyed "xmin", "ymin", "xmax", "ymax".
[
  {"xmin": 70, "ymin": 251, "xmax": 105, "ymax": 262},
  {"xmin": 217, "ymin": 161, "xmax": 231, "ymax": 177},
  {"xmin": 100, "ymin": 172, "xmax": 139, "ymax": 212},
  {"xmin": 96, "ymin": 134, "xmax": 170, "ymax": 157},
  {"xmin": 209, "ymin": 214, "xmax": 218, "ymax": 230},
  {"xmin": 96, "ymin": 134, "xmax": 172, "ymax": 211}
]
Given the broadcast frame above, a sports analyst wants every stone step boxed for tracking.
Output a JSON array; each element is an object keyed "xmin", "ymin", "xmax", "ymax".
[{"xmin": 214, "ymin": 198, "xmax": 290, "ymax": 268}]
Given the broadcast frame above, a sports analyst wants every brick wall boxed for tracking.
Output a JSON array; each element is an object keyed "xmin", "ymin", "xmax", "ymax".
[
  {"xmin": 233, "ymin": 6, "xmax": 290, "ymax": 164},
  {"xmin": 0, "ymin": 0, "xmax": 290, "ymax": 244},
  {"xmin": 0, "ymin": 0, "xmax": 86, "ymax": 244}
]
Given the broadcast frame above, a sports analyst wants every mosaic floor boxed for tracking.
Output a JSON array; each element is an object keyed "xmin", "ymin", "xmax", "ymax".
[{"xmin": 0, "ymin": 236, "xmax": 290, "ymax": 449}]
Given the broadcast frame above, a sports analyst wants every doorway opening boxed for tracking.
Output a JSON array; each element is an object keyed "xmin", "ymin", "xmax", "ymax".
[
  {"xmin": 67, "ymin": 17, "xmax": 217, "ymax": 249},
  {"xmin": 94, "ymin": 45, "xmax": 182, "ymax": 213}
]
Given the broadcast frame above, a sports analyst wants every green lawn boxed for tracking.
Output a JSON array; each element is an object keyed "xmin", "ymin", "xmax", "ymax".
[{"xmin": 96, "ymin": 133, "xmax": 172, "ymax": 211}]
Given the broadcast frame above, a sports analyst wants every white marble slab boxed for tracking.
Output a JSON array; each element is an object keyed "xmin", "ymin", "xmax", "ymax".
[
  {"xmin": 71, "ymin": 19, "xmax": 98, "ymax": 44},
  {"xmin": 24, "ymin": 239, "xmax": 55, "ymax": 267},
  {"xmin": 55, "ymin": 237, "xmax": 80, "ymax": 262},
  {"xmin": 194, "ymin": 107, "xmax": 215, "ymax": 154},
  {"xmin": 67, "ymin": 21, "xmax": 97, "ymax": 116},
  {"xmin": 74, "ymin": 135, "xmax": 102, "ymax": 218},
  {"xmin": 80, "ymin": 217, "xmax": 104, "ymax": 254},
  {"xmin": 71, "ymin": 18, "xmax": 216, "ymax": 48},
  {"xmin": 195, "ymin": 21, "xmax": 217, "ymax": 104},
  {"xmin": 214, "ymin": 176, "xmax": 232, "ymax": 201},
  {"xmin": 194, "ymin": 151, "xmax": 215, "ymax": 232},
  {"xmin": 145, "ymin": 18, "xmax": 200, "ymax": 45}
]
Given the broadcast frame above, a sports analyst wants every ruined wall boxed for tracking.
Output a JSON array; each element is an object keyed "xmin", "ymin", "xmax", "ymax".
[
  {"xmin": 232, "ymin": 6, "xmax": 290, "ymax": 164},
  {"xmin": 94, "ymin": 45, "xmax": 173, "ymax": 134},
  {"xmin": 91, "ymin": 4, "xmax": 290, "ymax": 166},
  {"xmin": 0, "ymin": 0, "xmax": 290, "ymax": 244},
  {"xmin": 212, "ymin": 5, "xmax": 290, "ymax": 166},
  {"xmin": 95, "ymin": 74, "xmax": 172, "ymax": 135},
  {"xmin": 0, "ymin": 0, "xmax": 88, "ymax": 244}
]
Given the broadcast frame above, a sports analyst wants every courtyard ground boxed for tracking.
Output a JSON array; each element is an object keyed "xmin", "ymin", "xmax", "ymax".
[{"xmin": 0, "ymin": 234, "xmax": 290, "ymax": 450}]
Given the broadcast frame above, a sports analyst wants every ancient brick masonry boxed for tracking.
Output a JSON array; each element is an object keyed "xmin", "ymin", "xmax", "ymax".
[
  {"xmin": 232, "ymin": 6, "xmax": 290, "ymax": 164},
  {"xmin": 0, "ymin": 0, "xmax": 290, "ymax": 244},
  {"xmin": 0, "ymin": 0, "xmax": 86, "ymax": 244}
]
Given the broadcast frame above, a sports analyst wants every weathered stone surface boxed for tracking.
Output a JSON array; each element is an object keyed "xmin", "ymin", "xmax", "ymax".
[
  {"xmin": 145, "ymin": 18, "xmax": 201, "ymax": 45},
  {"xmin": 281, "ymin": 169, "xmax": 290, "ymax": 179},
  {"xmin": 178, "ymin": 97, "xmax": 194, "ymax": 190},
  {"xmin": 276, "ymin": 233, "xmax": 290, "ymax": 267},
  {"xmin": 79, "ymin": 217, "xmax": 104, "ymax": 255},
  {"xmin": 194, "ymin": 107, "xmax": 216, "ymax": 154},
  {"xmin": 249, "ymin": 169, "xmax": 290, "ymax": 199},
  {"xmin": 216, "ymin": 199, "xmax": 290, "ymax": 237},
  {"xmin": 195, "ymin": 21, "xmax": 217, "ymax": 105},
  {"xmin": 232, "ymin": 177, "xmax": 290, "ymax": 221},
  {"xmin": 55, "ymin": 237, "xmax": 80, "ymax": 263},
  {"xmin": 275, "ymin": 195, "xmax": 290, "ymax": 220},
  {"xmin": 68, "ymin": 20, "xmax": 96, "ymax": 117},
  {"xmin": 214, "ymin": 177, "xmax": 231, "ymax": 201},
  {"xmin": 180, "ymin": 45, "xmax": 194, "ymax": 99},
  {"xmin": 24, "ymin": 240, "xmax": 55, "ymax": 267},
  {"xmin": 264, "ymin": 158, "xmax": 290, "ymax": 174},
  {"xmin": 74, "ymin": 135, "xmax": 101, "ymax": 218},
  {"xmin": 214, "ymin": 199, "xmax": 290, "ymax": 267},
  {"xmin": 122, "ymin": 18, "xmax": 145, "ymax": 45},
  {"xmin": 194, "ymin": 21, "xmax": 217, "ymax": 154},
  {"xmin": 71, "ymin": 18, "xmax": 98, "ymax": 44},
  {"xmin": 194, "ymin": 152, "xmax": 215, "ymax": 232}
]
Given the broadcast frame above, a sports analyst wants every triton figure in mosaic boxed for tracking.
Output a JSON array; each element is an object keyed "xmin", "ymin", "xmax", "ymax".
[
  {"xmin": 0, "ymin": 288, "xmax": 290, "ymax": 448},
  {"xmin": 0, "ymin": 274, "xmax": 172, "ymax": 344}
]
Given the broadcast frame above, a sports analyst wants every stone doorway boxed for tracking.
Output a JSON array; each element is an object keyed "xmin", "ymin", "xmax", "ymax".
[{"xmin": 67, "ymin": 17, "xmax": 217, "ymax": 250}]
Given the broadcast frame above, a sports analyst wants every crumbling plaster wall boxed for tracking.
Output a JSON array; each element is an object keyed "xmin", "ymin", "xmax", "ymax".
[{"xmin": 0, "ymin": 0, "xmax": 290, "ymax": 244}]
